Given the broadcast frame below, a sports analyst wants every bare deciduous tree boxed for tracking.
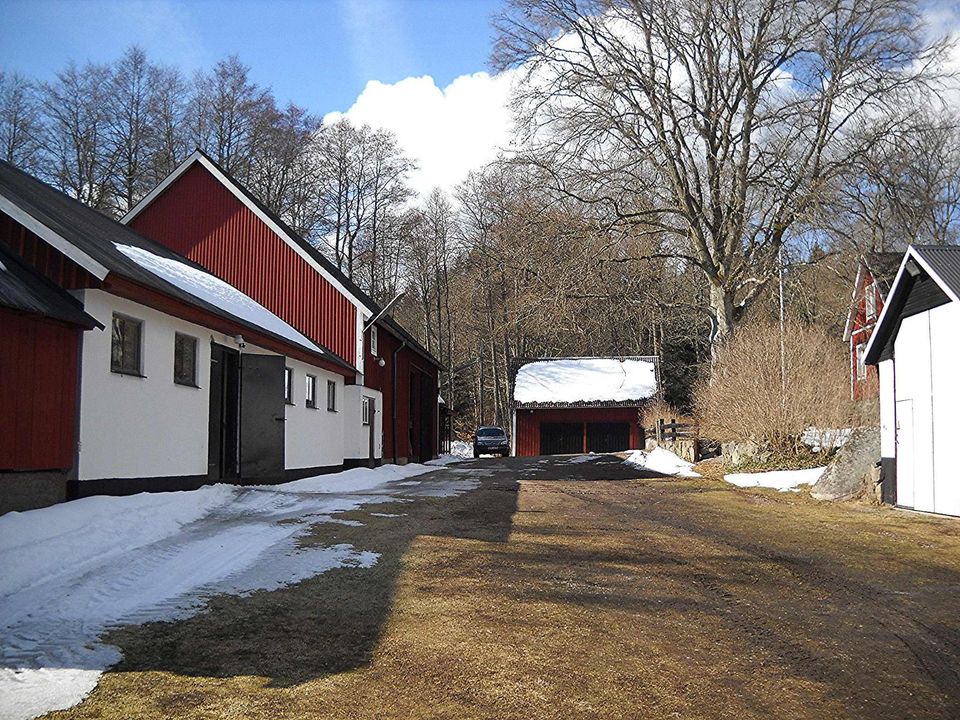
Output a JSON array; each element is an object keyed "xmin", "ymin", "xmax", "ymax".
[
  {"xmin": 495, "ymin": 0, "xmax": 950, "ymax": 346},
  {"xmin": 0, "ymin": 71, "xmax": 42, "ymax": 172}
]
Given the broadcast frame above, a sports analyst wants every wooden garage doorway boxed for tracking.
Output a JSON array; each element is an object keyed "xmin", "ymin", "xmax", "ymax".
[
  {"xmin": 540, "ymin": 422, "xmax": 583, "ymax": 455},
  {"xmin": 587, "ymin": 422, "xmax": 630, "ymax": 453}
]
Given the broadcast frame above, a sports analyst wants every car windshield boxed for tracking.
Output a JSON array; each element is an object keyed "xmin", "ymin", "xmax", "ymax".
[{"xmin": 477, "ymin": 428, "xmax": 505, "ymax": 437}]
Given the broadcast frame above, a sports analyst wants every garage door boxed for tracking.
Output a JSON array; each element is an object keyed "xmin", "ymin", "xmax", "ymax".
[
  {"xmin": 540, "ymin": 423, "xmax": 583, "ymax": 455},
  {"xmin": 587, "ymin": 422, "xmax": 630, "ymax": 453}
]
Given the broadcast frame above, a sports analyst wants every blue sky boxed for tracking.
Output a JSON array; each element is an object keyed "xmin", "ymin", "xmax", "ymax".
[{"xmin": 0, "ymin": 0, "xmax": 504, "ymax": 114}]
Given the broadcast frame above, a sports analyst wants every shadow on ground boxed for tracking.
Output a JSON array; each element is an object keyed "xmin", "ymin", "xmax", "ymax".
[{"xmin": 105, "ymin": 454, "xmax": 658, "ymax": 689}]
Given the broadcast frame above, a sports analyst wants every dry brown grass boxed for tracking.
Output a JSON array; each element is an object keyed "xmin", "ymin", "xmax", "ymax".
[
  {"xmin": 44, "ymin": 460, "xmax": 960, "ymax": 720},
  {"xmin": 695, "ymin": 320, "xmax": 858, "ymax": 454}
]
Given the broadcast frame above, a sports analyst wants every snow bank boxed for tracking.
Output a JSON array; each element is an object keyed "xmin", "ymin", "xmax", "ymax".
[
  {"xmin": 624, "ymin": 448, "xmax": 701, "ymax": 478},
  {"xmin": 514, "ymin": 357, "xmax": 657, "ymax": 404},
  {"xmin": 0, "ymin": 484, "xmax": 235, "ymax": 599},
  {"xmin": 0, "ymin": 460, "xmax": 479, "ymax": 720},
  {"xmin": 724, "ymin": 466, "xmax": 827, "ymax": 492},
  {"xmin": 115, "ymin": 244, "xmax": 322, "ymax": 353}
]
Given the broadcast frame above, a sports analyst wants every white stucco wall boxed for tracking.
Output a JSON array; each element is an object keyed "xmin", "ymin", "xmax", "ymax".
[
  {"xmin": 894, "ymin": 312, "xmax": 933, "ymax": 511},
  {"xmin": 281, "ymin": 357, "xmax": 347, "ymax": 470},
  {"xmin": 342, "ymin": 385, "xmax": 383, "ymax": 461},
  {"xmin": 77, "ymin": 290, "xmax": 359, "ymax": 481},
  {"xmin": 892, "ymin": 302, "xmax": 960, "ymax": 516},
  {"xmin": 78, "ymin": 290, "xmax": 213, "ymax": 481},
  {"xmin": 929, "ymin": 302, "xmax": 960, "ymax": 516}
]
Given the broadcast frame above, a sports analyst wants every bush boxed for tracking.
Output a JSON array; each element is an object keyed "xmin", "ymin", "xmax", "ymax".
[{"xmin": 694, "ymin": 320, "xmax": 858, "ymax": 455}]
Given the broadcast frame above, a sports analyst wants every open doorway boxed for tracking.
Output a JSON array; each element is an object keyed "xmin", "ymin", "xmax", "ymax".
[{"xmin": 208, "ymin": 343, "xmax": 239, "ymax": 481}]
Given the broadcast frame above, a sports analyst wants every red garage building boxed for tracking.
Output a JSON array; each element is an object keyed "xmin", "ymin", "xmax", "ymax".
[{"xmin": 511, "ymin": 357, "xmax": 660, "ymax": 456}]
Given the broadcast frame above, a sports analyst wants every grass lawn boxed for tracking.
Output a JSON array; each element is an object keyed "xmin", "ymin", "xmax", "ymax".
[{"xmin": 45, "ymin": 457, "xmax": 960, "ymax": 719}]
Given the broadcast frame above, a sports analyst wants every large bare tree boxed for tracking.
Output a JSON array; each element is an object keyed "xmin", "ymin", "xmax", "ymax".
[
  {"xmin": 0, "ymin": 72, "xmax": 42, "ymax": 172},
  {"xmin": 494, "ymin": 0, "xmax": 950, "ymax": 343}
]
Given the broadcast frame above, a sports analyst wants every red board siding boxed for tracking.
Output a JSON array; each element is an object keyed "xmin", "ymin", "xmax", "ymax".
[
  {"xmin": 0, "ymin": 308, "xmax": 81, "ymax": 471},
  {"xmin": 362, "ymin": 327, "xmax": 439, "ymax": 461},
  {"xmin": 0, "ymin": 215, "xmax": 99, "ymax": 290},
  {"xmin": 849, "ymin": 269, "xmax": 884, "ymax": 401},
  {"xmin": 515, "ymin": 407, "xmax": 643, "ymax": 457},
  {"xmin": 129, "ymin": 164, "xmax": 357, "ymax": 366}
]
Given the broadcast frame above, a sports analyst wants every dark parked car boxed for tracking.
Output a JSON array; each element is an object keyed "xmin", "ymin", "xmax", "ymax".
[{"xmin": 473, "ymin": 426, "xmax": 509, "ymax": 458}]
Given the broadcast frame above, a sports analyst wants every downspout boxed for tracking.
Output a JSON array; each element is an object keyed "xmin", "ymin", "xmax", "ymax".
[{"xmin": 392, "ymin": 340, "xmax": 408, "ymax": 464}]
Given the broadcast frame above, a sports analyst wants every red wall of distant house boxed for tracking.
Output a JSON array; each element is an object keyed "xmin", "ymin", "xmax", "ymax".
[
  {"xmin": 850, "ymin": 270, "xmax": 884, "ymax": 401},
  {"xmin": 515, "ymin": 406, "xmax": 643, "ymax": 457},
  {"xmin": 363, "ymin": 328, "xmax": 439, "ymax": 461},
  {"xmin": 128, "ymin": 164, "xmax": 357, "ymax": 366},
  {"xmin": 0, "ymin": 308, "xmax": 81, "ymax": 471}
]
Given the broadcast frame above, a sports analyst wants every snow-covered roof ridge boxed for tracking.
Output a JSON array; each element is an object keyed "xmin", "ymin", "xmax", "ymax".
[
  {"xmin": 512, "ymin": 355, "xmax": 659, "ymax": 407},
  {"xmin": 114, "ymin": 243, "xmax": 323, "ymax": 355}
]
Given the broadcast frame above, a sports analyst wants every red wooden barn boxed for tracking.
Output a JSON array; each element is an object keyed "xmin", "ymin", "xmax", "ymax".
[
  {"xmin": 843, "ymin": 253, "xmax": 901, "ymax": 400},
  {"xmin": 511, "ymin": 357, "xmax": 659, "ymax": 456},
  {"xmin": 123, "ymin": 150, "xmax": 441, "ymax": 464},
  {"xmin": 0, "ymin": 241, "xmax": 101, "ymax": 513}
]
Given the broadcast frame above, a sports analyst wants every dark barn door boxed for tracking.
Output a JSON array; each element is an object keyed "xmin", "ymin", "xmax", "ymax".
[
  {"xmin": 587, "ymin": 422, "xmax": 630, "ymax": 453},
  {"xmin": 540, "ymin": 422, "xmax": 583, "ymax": 455},
  {"xmin": 240, "ymin": 354, "xmax": 286, "ymax": 481},
  {"xmin": 419, "ymin": 374, "xmax": 434, "ymax": 461},
  {"xmin": 208, "ymin": 343, "xmax": 240, "ymax": 482}
]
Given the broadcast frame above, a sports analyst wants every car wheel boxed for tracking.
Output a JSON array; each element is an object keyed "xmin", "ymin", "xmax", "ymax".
[{"xmin": 473, "ymin": 450, "xmax": 480, "ymax": 458}]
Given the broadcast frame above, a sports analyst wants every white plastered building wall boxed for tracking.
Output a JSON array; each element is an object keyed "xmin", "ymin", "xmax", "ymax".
[
  {"xmin": 890, "ymin": 301, "xmax": 960, "ymax": 516},
  {"xmin": 77, "ymin": 290, "xmax": 352, "ymax": 481},
  {"xmin": 342, "ymin": 385, "xmax": 384, "ymax": 461}
]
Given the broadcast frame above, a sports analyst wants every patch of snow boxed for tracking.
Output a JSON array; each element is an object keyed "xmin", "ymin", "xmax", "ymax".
[
  {"xmin": 433, "ymin": 440, "xmax": 473, "ymax": 461},
  {"xmin": 724, "ymin": 466, "xmax": 827, "ymax": 492},
  {"xmin": 514, "ymin": 357, "xmax": 657, "ymax": 405},
  {"xmin": 369, "ymin": 512, "xmax": 403, "ymax": 518},
  {"xmin": 114, "ymin": 244, "xmax": 322, "ymax": 354},
  {"xmin": 0, "ymin": 460, "xmax": 479, "ymax": 720},
  {"xmin": 802, "ymin": 427, "xmax": 852, "ymax": 453},
  {"xmin": 624, "ymin": 448, "xmax": 701, "ymax": 478}
]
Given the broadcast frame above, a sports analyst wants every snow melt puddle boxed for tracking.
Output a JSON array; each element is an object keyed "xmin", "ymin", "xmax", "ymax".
[
  {"xmin": 0, "ymin": 461, "xmax": 479, "ymax": 720},
  {"xmin": 566, "ymin": 454, "xmax": 602, "ymax": 464}
]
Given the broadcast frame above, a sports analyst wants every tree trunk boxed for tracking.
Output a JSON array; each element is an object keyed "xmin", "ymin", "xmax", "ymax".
[{"xmin": 709, "ymin": 282, "xmax": 736, "ymax": 345}]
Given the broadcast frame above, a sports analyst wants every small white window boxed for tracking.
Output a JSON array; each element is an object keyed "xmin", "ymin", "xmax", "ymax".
[
  {"xmin": 305, "ymin": 374, "xmax": 317, "ymax": 409},
  {"xmin": 284, "ymin": 367, "xmax": 294, "ymax": 404},
  {"xmin": 327, "ymin": 380, "xmax": 337, "ymax": 412},
  {"xmin": 370, "ymin": 326, "xmax": 378, "ymax": 356},
  {"xmin": 865, "ymin": 282, "xmax": 877, "ymax": 320},
  {"xmin": 855, "ymin": 343, "xmax": 867, "ymax": 380},
  {"xmin": 362, "ymin": 397, "xmax": 371, "ymax": 425}
]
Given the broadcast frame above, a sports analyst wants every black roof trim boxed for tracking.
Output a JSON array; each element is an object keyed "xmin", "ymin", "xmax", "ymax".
[
  {"xmin": 0, "ymin": 243, "xmax": 101, "ymax": 329},
  {"xmin": 865, "ymin": 246, "xmax": 960, "ymax": 365},
  {"xmin": 0, "ymin": 160, "xmax": 352, "ymax": 372},
  {"xmin": 190, "ymin": 150, "xmax": 442, "ymax": 369}
]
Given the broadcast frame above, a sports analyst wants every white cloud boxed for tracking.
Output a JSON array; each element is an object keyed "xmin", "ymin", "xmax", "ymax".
[{"xmin": 324, "ymin": 71, "xmax": 517, "ymax": 198}]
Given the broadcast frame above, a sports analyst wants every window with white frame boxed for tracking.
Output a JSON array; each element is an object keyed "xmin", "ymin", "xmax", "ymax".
[
  {"xmin": 327, "ymin": 380, "xmax": 337, "ymax": 411},
  {"xmin": 173, "ymin": 333, "xmax": 198, "ymax": 387},
  {"xmin": 865, "ymin": 281, "xmax": 877, "ymax": 320},
  {"xmin": 855, "ymin": 342, "xmax": 867, "ymax": 380},
  {"xmin": 370, "ymin": 325, "xmax": 378, "ymax": 356},
  {"xmin": 305, "ymin": 374, "xmax": 317, "ymax": 408},
  {"xmin": 284, "ymin": 367, "xmax": 294, "ymax": 404},
  {"xmin": 111, "ymin": 314, "xmax": 143, "ymax": 376},
  {"xmin": 362, "ymin": 397, "xmax": 371, "ymax": 425}
]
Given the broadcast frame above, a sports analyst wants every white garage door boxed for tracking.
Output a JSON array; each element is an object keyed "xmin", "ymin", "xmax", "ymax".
[{"xmin": 894, "ymin": 313, "xmax": 934, "ymax": 512}]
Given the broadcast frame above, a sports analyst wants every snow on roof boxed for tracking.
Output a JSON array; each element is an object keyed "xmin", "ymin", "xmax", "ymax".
[
  {"xmin": 114, "ymin": 243, "xmax": 323, "ymax": 354},
  {"xmin": 513, "ymin": 357, "xmax": 658, "ymax": 406}
]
